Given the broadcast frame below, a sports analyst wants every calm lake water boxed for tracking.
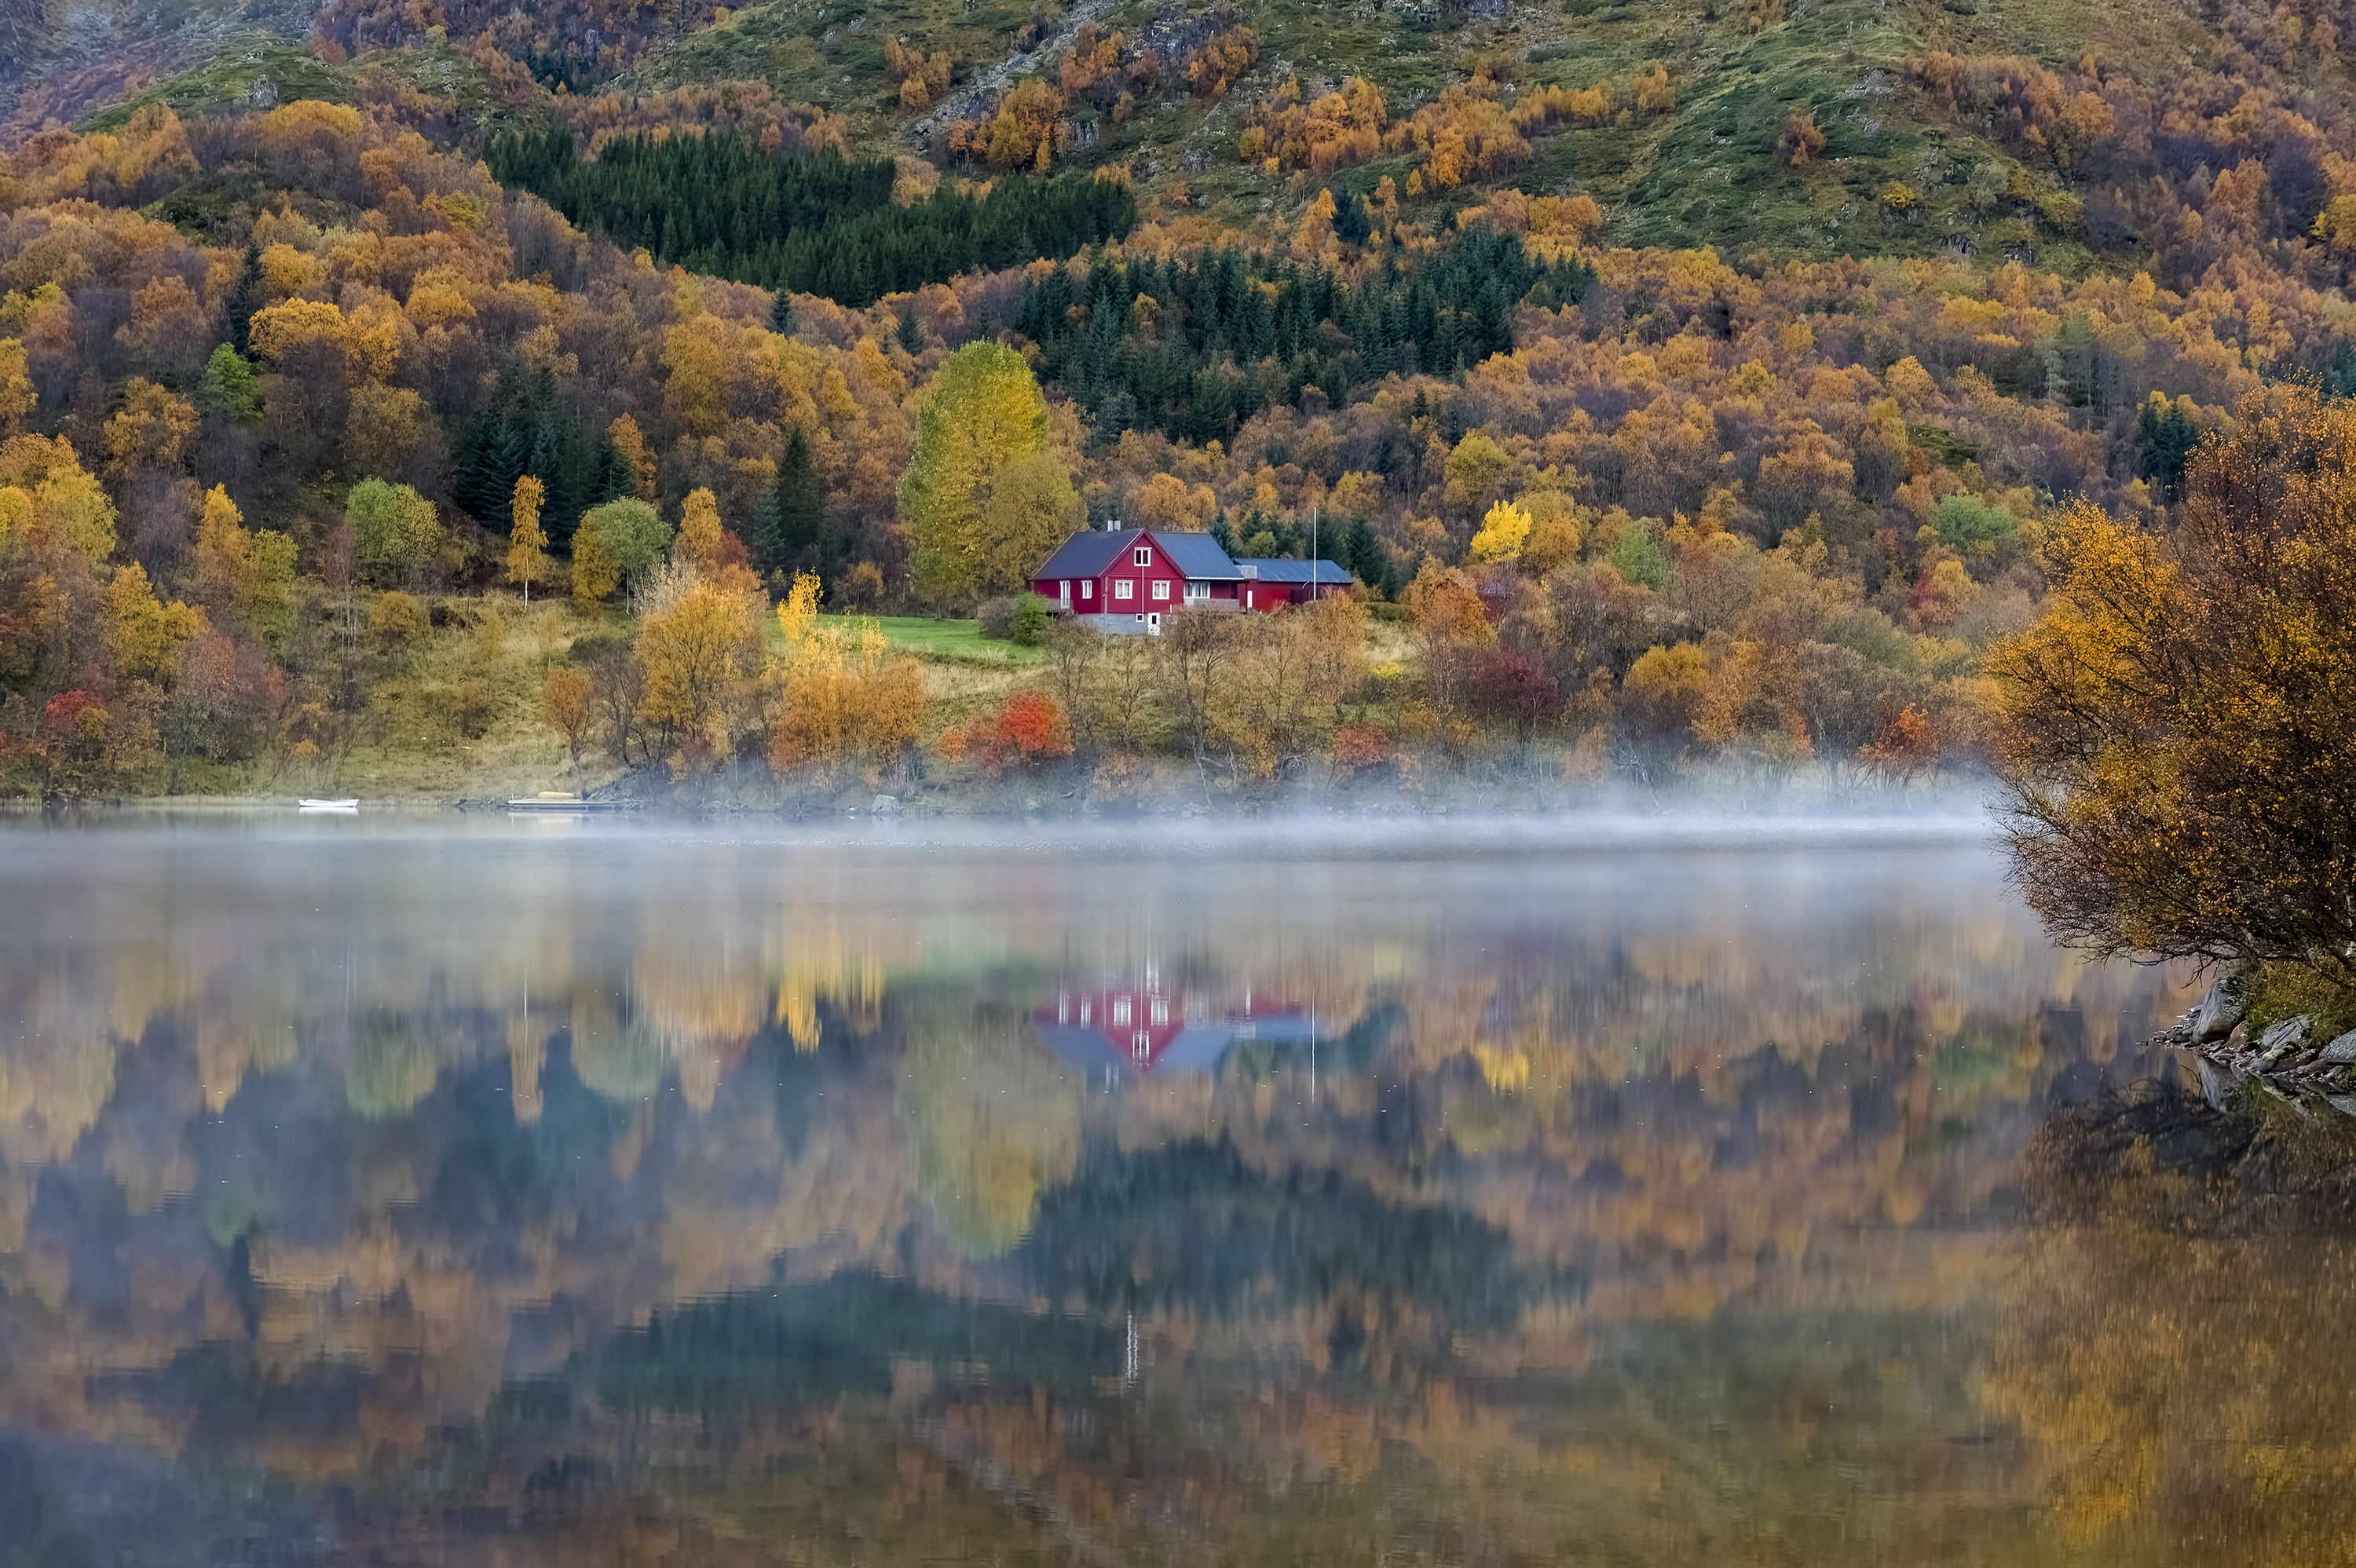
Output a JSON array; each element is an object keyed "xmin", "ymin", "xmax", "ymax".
[{"xmin": 0, "ymin": 812, "xmax": 2325, "ymax": 1565}]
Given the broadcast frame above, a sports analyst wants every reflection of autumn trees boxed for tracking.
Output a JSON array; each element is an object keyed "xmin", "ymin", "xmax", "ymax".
[
  {"xmin": 0, "ymin": 835, "xmax": 2203, "ymax": 1560},
  {"xmin": 898, "ymin": 996, "xmax": 1081, "ymax": 1258},
  {"xmin": 1986, "ymin": 1093, "xmax": 2356, "ymax": 1558}
]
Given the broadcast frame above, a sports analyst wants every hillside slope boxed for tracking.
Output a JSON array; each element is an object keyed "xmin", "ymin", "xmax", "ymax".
[
  {"xmin": 632, "ymin": 0, "xmax": 2268, "ymax": 269},
  {"xmin": 17, "ymin": 0, "xmax": 2342, "ymax": 283},
  {"xmin": 2, "ymin": 0, "xmax": 2354, "ymax": 805}
]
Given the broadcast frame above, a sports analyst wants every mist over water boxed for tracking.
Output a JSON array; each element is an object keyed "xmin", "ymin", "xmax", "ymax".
[{"xmin": 0, "ymin": 812, "xmax": 2314, "ymax": 1565}]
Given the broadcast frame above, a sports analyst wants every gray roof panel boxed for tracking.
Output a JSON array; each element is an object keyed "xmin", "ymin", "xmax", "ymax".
[
  {"xmin": 1032, "ymin": 528, "xmax": 1141, "ymax": 579},
  {"xmin": 1238, "ymin": 557, "xmax": 1355, "ymax": 585},
  {"xmin": 1151, "ymin": 530, "xmax": 1246, "ymax": 579}
]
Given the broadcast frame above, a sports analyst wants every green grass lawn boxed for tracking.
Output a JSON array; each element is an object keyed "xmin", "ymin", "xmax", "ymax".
[
  {"xmin": 763, "ymin": 613, "xmax": 1044, "ymax": 664},
  {"xmin": 872, "ymin": 616, "xmax": 1044, "ymax": 663}
]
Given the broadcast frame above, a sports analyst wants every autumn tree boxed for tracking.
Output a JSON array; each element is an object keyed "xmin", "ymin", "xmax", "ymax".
[
  {"xmin": 1468, "ymin": 499, "xmax": 1533, "ymax": 565},
  {"xmin": 1991, "ymin": 386, "xmax": 2356, "ymax": 994},
  {"xmin": 541, "ymin": 664, "xmax": 594, "ymax": 781},
  {"xmin": 1154, "ymin": 609, "xmax": 1238, "ymax": 768},
  {"xmin": 675, "ymin": 486, "xmax": 725, "ymax": 569},
  {"xmin": 507, "ymin": 475, "xmax": 552, "ymax": 601},
  {"xmin": 346, "ymin": 478, "xmax": 443, "ymax": 587},
  {"xmin": 605, "ymin": 414, "xmax": 657, "ymax": 502},
  {"xmin": 1777, "ymin": 111, "xmax": 1827, "ymax": 165},
  {"xmin": 1404, "ymin": 560, "xmax": 1494, "ymax": 714},
  {"xmin": 190, "ymin": 484, "xmax": 297, "ymax": 649},
  {"xmin": 1860, "ymin": 700, "xmax": 1937, "ymax": 783},
  {"xmin": 0, "ymin": 339, "xmax": 31, "ymax": 433},
  {"xmin": 634, "ymin": 564, "xmax": 763, "ymax": 759},
  {"xmin": 1187, "ymin": 25, "xmax": 1259, "ymax": 97},
  {"xmin": 939, "ymin": 689, "xmax": 1075, "ymax": 772},
  {"xmin": 573, "ymin": 498, "xmax": 671, "ymax": 607},
  {"xmin": 887, "ymin": 36, "xmax": 954, "ymax": 110},
  {"xmin": 1622, "ymin": 642, "xmax": 1712, "ymax": 758},
  {"xmin": 767, "ymin": 572, "xmax": 929, "ymax": 786},
  {"xmin": 573, "ymin": 526, "xmax": 620, "ymax": 610},
  {"xmin": 900, "ymin": 342, "xmax": 1074, "ymax": 598}
]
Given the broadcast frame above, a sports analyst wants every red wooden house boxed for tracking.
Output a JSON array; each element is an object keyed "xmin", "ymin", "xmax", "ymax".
[{"xmin": 1029, "ymin": 528, "xmax": 1353, "ymax": 634}]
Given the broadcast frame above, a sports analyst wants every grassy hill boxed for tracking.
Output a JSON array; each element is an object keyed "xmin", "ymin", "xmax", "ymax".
[
  {"xmin": 5, "ymin": 0, "xmax": 2318, "ymax": 279},
  {"xmin": 628, "ymin": 0, "xmax": 2226, "ymax": 268}
]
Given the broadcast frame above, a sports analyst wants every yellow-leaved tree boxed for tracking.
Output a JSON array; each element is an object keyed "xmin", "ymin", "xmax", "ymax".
[
  {"xmin": 675, "ymin": 486, "xmax": 725, "ymax": 569},
  {"xmin": 766, "ymin": 572, "xmax": 928, "ymax": 788},
  {"xmin": 1989, "ymin": 385, "xmax": 2356, "ymax": 994},
  {"xmin": 506, "ymin": 475, "xmax": 551, "ymax": 601},
  {"xmin": 103, "ymin": 561, "xmax": 203, "ymax": 681},
  {"xmin": 190, "ymin": 484, "xmax": 296, "ymax": 649},
  {"xmin": 898, "ymin": 342, "xmax": 1078, "ymax": 598},
  {"xmin": 634, "ymin": 562, "xmax": 765, "ymax": 766},
  {"xmin": 0, "ymin": 338, "xmax": 36, "ymax": 433},
  {"xmin": 1468, "ymin": 499, "xmax": 1534, "ymax": 564},
  {"xmin": 0, "ymin": 435, "xmax": 116, "ymax": 563}
]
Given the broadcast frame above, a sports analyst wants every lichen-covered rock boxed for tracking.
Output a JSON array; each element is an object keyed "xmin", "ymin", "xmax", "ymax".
[
  {"xmin": 2260, "ymin": 1014, "xmax": 2313, "ymax": 1053},
  {"xmin": 2323, "ymin": 1030, "xmax": 2356, "ymax": 1065},
  {"xmin": 2192, "ymin": 973, "xmax": 2248, "ymax": 1041}
]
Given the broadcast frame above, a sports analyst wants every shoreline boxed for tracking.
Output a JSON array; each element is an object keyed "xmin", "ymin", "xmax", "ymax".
[
  {"xmin": 0, "ymin": 784, "xmax": 2007, "ymax": 827},
  {"xmin": 2, "ymin": 766, "xmax": 2004, "ymax": 820},
  {"xmin": 2153, "ymin": 1020, "xmax": 2356, "ymax": 1113}
]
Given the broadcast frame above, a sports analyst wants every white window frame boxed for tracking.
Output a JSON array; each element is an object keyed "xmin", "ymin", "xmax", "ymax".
[
  {"xmin": 1114, "ymin": 579, "xmax": 1134, "ymax": 601},
  {"xmin": 1133, "ymin": 546, "xmax": 1151, "ymax": 567},
  {"xmin": 1151, "ymin": 579, "xmax": 1170, "ymax": 602},
  {"xmin": 1147, "ymin": 612, "xmax": 1160, "ymax": 634},
  {"xmin": 1184, "ymin": 582, "xmax": 1209, "ymax": 603},
  {"xmin": 1081, "ymin": 579, "xmax": 1093, "ymax": 601},
  {"xmin": 1059, "ymin": 579, "xmax": 1070, "ymax": 604}
]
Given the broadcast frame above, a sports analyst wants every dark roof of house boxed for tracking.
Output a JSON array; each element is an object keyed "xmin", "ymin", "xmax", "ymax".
[
  {"xmin": 1033, "ymin": 528, "xmax": 1246, "ymax": 582},
  {"xmin": 1238, "ymin": 557, "xmax": 1355, "ymax": 586},
  {"xmin": 1154, "ymin": 531, "xmax": 1246, "ymax": 579},
  {"xmin": 1032, "ymin": 528, "xmax": 1142, "ymax": 580}
]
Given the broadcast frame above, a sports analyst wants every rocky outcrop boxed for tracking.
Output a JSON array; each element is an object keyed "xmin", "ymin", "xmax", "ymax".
[
  {"xmin": 2160, "ymin": 1000, "xmax": 2356, "ymax": 1102},
  {"xmin": 2191, "ymin": 973, "xmax": 2248, "ymax": 1042}
]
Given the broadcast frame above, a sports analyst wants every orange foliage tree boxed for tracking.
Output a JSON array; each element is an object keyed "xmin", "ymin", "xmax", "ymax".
[
  {"xmin": 1990, "ymin": 386, "xmax": 2356, "ymax": 989},
  {"xmin": 939, "ymin": 689, "xmax": 1074, "ymax": 772}
]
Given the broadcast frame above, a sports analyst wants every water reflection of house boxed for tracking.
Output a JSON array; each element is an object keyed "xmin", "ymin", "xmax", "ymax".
[{"xmin": 1033, "ymin": 983, "xmax": 1317, "ymax": 1079}]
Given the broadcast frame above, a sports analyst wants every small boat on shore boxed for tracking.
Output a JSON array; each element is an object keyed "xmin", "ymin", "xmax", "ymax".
[
  {"xmin": 298, "ymin": 798, "xmax": 359, "ymax": 812},
  {"xmin": 507, "ymin": 792, "xmax": 624, "ymax": 813}
]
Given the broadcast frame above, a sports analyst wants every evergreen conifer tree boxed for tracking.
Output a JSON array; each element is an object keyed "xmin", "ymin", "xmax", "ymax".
[
  {"xmin": 1209, "ymin": 506, "xmax": 1236, "ymax": 557},
  {"xmin": 1342, "ymin": 515, "xmax": 1388, "ymax": 598},
  {"xmin": 770, "ymin": 425, "xmax": 824, "ymax": 577},
  {"xmin": 227, "ymin": 244, "xmax": 262, "ymax": 358}
]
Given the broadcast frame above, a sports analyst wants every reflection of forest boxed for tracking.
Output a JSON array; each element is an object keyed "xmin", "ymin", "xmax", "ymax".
[{"xmin": 0, "ymin": 831, "xmax": 2198, "ymax": 1562}]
